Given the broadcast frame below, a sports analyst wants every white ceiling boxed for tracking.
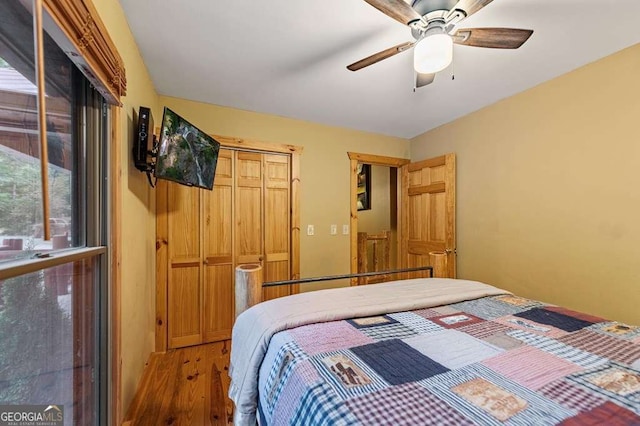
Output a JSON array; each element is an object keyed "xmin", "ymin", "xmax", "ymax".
[{"xmin": 118, "ymin": 0, "xmax": 640, "ymax": 139}]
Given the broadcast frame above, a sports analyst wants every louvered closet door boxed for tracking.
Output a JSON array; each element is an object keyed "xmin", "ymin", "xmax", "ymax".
[
  {"xmin": 167, "ymin": 183, "xmax": 202, "ymax": 348},
  {"xmin": 263, "ymin": 154, "xmax": 292, "ymax": 301},
  {"xmin": 203, "ymin": 149, "xmax": 234, "ymax": 342}
]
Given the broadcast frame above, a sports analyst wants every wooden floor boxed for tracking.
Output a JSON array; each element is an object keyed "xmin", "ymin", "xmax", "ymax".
[{"xmin": 123, "ymin": 341, "xmax": 233, "ymax": 426}]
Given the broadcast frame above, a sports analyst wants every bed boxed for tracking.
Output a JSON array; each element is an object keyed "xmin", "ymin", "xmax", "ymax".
[{"xmin": 229, "ymin": 278, "xmax": 640, "ymax": 425}]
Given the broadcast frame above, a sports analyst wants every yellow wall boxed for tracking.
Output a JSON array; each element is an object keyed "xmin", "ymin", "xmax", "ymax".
[
  {"xmin": 359, "ymin": 165, "xmax": 391, "ymax": 234},
  {"xmin": 160, "ymin": 96, "xmax": 409, "ymax": 291},
  {"xmin": 411, "ymin": 43, "xmax": 640, "ymax": 325},
  {"xmin": 91, "ymin": 0, "xmax": 160, "ymax": 415}
]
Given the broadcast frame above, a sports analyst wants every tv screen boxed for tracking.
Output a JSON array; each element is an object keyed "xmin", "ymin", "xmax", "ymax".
[{"xmin": 155, "ymin": 107, "xmax": 220, "ymax": 190}]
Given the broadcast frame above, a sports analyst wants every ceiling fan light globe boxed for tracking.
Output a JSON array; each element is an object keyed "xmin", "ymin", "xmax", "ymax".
[{"xmin": 413, "ymin": 33, "xmax": 453, "ymax": 74}]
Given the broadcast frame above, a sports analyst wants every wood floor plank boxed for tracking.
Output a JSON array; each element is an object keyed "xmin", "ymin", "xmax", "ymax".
[
  {"xmin": 123, "ymin": 341, "xmax": 232, "ymax": 426},
  {"xmin": 210, "ymin": 361, "xmax": 227, "ymax": 425}
]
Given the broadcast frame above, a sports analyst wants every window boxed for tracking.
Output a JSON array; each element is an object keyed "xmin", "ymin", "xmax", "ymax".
[{"xmin": 0, "ymin": 1, "xmax": 109, "ymax": 424}]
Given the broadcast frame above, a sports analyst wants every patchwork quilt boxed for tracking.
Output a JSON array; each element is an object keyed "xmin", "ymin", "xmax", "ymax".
[{"xmin": 257, "ymin": 295, "xmax": 640, "ymax": 425}]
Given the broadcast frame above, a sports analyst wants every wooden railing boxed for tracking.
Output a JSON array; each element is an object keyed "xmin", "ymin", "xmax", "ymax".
[{"xmin": 357, "ymin": 231, "xmax": 390, "ymax": 285}]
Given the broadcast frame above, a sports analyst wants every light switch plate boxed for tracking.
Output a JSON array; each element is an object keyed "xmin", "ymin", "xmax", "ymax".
[
  {"xmin": 330, "ymin": 224, "xmax": 337, "ymax": 235},
  {"xmin": 342, "ymin": 224, "xmax": 349, "ymax": 235},
  {"xmin": 307, "ymin": 224, "xmax": 314, "ymax": 236}
]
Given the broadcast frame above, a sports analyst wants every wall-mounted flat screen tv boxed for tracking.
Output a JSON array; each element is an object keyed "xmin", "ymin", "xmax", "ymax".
[{"xmin": 155, "ymin": 107, "xmax": 220, "ymax": 190}]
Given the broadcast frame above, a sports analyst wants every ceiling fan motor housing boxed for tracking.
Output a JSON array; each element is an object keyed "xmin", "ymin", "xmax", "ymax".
[
  {"xmin": 411, "ymin": 0, "xmax": 458, "ymax": 18},
  {"xmin": 410, "ymin": 0, "xmax": 461, "ymax": 40},
  {"xmin": 412, "ymin": 18, "xmax": 448, "ymax": 41}
]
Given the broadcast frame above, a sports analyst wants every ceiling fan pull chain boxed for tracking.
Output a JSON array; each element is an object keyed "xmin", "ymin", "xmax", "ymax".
[{"xmin": 451, "ymin": 47, "xmax": 455, "ymax": 80}]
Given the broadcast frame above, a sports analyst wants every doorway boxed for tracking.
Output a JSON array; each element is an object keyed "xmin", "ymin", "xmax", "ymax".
[
  {"xmin": 349, "ymin": 152, "xmax": 457, "ymax": 282},
  {"xmin": 347, "ymin": 152, "xmax": 410, "ymax": 285}
]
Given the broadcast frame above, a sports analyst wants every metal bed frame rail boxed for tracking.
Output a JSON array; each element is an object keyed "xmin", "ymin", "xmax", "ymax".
[
  {"xmin": 235, "ymin": 263, "xmax": 442, "ymax": 318},
  {"xmin": 263, "ymin": 266, "xmax": 433, "ymax": 287}
]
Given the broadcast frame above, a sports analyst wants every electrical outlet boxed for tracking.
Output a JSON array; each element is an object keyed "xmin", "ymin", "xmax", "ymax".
[
  {"xmin": 330, "ymin": 224, "xmax": 337, "ymax": 235},
  {"xmin": 342, "ymin": 224, "xmax": 349, "ymax": 235},
  {"xmin": 307, "ymin": 224, "xmax": 314, "ymax": 236}
]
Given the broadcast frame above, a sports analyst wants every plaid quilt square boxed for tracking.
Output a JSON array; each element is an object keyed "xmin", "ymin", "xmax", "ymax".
[
  {"xmin": 458, "ymin": 320, "xmax": 514, "ymax": 340},
  {"xmin": 420, "ymin": 363, "xmax": 574, "ymax": 425},
  {"xmin": 263, "ymin": 341, "xmax": 309, "ymax": 415},
  {"xmin": 288, "ymin": 320, "xmax": 374, "ymax": 356},
  {"xmin": 351, "ymin": 339, "xmax": 449, "ymax": 386},
  {"xmin": 559, "ymin": 401, "xmax": 640, "ymax": 426},
  {"xmin": 566, "ymin": 362, "xmax": 640, "ymax": 414},
  {"xmin": 405, "ymin": 329, "xmax": 503, "ymax": 369},
  {"xmin": 507, "ymin": 330, "xmax": 607, "ymax": 369},
  {"xmin": 449, "ymin": 297, "xmax": 537, "ymax": 320},
  {"xmin": 413, "ymin": 307, "xmax": 446, "ymax": 319},
  {"xmin": 482, "ymin": 346, "xmax": 583, "ymax": 390},
  {"xmin": 346, "ymin": 382, "xmax": 474, "ymax": 426},
  {"xmin": 309, "ymin": 349, "xmax": 388, "ymax": 400},
  {"xmin": 358, "ymin": 322, "xmax": 418, "ymax": 341},
  {"xmin": 558, "ymin": 329, "xmax": 640, "ymax": 366},
  {"xmin": 269, "ymin": 361, "xmax": 318, "ymax": 425},
  {"xmin": 515, "ymin": 308, "xmax": 595, "ymax": 332},
  {"xmin": 387, "ymin": 311, "xmax": 444, "ymax": 335},
  {"xmin": 538, "ymin": 380, "xmax": 606, "ymax": 412},
  {"xmin": 495, "ymin": 315, "xmax": 569, "ymax": 338},
  {"xmin": 289, "ymin": 382, "xmax": 359, "ymax": 425}
]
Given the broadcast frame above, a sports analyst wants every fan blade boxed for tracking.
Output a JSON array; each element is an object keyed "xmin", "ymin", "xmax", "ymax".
[
  {"xmin": 449, "ymin": 0, "xmax": 494, "ymax": 18},
  {"xmin": 363, "ymin": 0, "xmax": 422, "ymax": 25},
  {"xmin": 415, "ymin": 72, "xmax": 435, "ymax": 89},
  {"xmin": 347, "ymin": 41, "xmax": 414, "ymax": 71},
  {"xmin": 453, "ymin": 28, "xmax": 533, "ymax": 49}
]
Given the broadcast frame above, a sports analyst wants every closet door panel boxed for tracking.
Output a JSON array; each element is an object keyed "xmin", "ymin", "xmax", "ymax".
[
  {"xmin": 263, "ymin": 154, "xmax": 291, "ymax": 300},
  {"xmin": 203, "ymin": 149, "xmax": 234, "ymax": 342},
  {"xmin": 168, "ymin": 266, "xmax": 201, "ymax": 348},
  {"xmin": 168, "ymin": 184, "xmax": 200, "ymax": 259},
  {"xmin": 167, "ymin": 183, "xmax": 202, "ymax": 348},
  {"xmin": 236, "ymin": 152, "xmax": 263, "ymax": 265},
  {"xmin": 203, "ymin": 264, "xmax": 233, "ymax": 342}
]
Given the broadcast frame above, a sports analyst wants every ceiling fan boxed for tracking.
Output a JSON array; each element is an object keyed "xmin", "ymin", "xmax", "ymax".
[{"xmin": 347, "ymin": 0, "xmax": 533, "ymax": 89}]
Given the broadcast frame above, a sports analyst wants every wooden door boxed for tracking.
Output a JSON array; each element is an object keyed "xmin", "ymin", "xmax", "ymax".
[
  {"xmin": 166, "ymin": 182, "xmax": 202, "ymax": 348},
  {"xmin": 401, "ymin": 154, "xmax": 456, "ymax": 278},
  {"xmin": 263, "ymin": 154, "xmax": 292, "ymax": 301},
  {"xmin": 202, "ymin": 149, "xmax": 234, "ymax": 342}
]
